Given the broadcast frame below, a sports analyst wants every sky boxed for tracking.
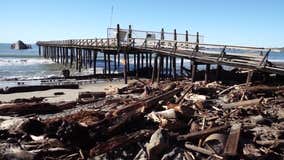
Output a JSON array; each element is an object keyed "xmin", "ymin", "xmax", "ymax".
[{"xmin": 0, "ymin": 0, "xmax": 283, "ymax": 47}]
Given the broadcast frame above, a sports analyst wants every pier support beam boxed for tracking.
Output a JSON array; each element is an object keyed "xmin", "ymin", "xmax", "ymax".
[
  {"xmin": 180, "ymin": 58, "xmax": 184, "ymax": 76},
  {"xmin": 191, "ymin": 60, "xmax": 197, "ymax": 82},
  {"xmin": 151, "ymin": 55, "xmax": 158, "ymax": 83},
  {"xmin": 108, "ymin": 52, "xmax": 111, "ymax": 75},
  {"xmin": 123, "ymin": 52, "xmax": 128, "ymax": 84},
  {"xmin": 216, "ymin": 65, "xmax": 222, "ymax": 81},
  {"xmin": 93, "ymin": 51, "xmax": 97, "ymax": 75},
  {"xmin": 205, "ymin": 64, "xmax": 210, "ymax": 83}
]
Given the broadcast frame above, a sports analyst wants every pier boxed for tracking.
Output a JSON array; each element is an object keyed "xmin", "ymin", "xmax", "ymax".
[{"xmin": 37, "ymin": 24, "xmax": 284, "ymax": 84}]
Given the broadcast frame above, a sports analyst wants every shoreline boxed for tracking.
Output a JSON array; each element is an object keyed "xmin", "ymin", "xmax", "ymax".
[{"xmin": 0, "ymin": 79, "xmax": 128, "ymax": 103}]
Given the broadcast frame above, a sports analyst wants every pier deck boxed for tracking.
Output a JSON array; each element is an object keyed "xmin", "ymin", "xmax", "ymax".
[{"xmin": 37, "ymin": 25, "xmax": 284, "ymax": 83}]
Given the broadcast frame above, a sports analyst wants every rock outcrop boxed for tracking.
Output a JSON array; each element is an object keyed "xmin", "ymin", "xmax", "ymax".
[{"xmin": 10, "ymin": 40, "xmax": 32, "ymax": 50}]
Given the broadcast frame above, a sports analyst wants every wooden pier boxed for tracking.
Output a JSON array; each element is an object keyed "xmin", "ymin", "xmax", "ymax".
[{"xmin": 37, "ymin": 24, "xmax": 284, "ymax": 84}]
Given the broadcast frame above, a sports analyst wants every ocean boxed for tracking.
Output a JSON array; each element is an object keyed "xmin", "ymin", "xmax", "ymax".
[
  {"xmin": 0, "ymin": 43, "xmax": 283, "ymax": 88},
  {"xmin": 0, "ymin": 43, "xmax": 93, "ymax": 88}
]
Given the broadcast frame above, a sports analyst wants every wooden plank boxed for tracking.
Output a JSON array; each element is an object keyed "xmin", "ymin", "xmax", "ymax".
[
  {"xmin": 223, "ymin": 123, "xmax": 241, "ymax": 157},
  {"xmin": 177, "ymin": 124, "xmax": 230, "ymax": 141}
]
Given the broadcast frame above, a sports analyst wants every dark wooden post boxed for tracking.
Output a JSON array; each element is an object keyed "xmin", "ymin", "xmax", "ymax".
[
  {"xmin": 173, "ymin": 29, "xmax": 177, "ymax": 79},
  {"xmin": 79, "ymin": 49, "xmax": 82, "ymax": 72},
  {"xmin": 127, "ymin": 25, "xmax": 132, "ymax": 73},
  {"xmin": 216, "ymin": 65, "xmax": 222, "ymax": 81},
  {"xmin": 56, "ymin": 47, "xmax": 59, "ymax": 63},
  {"xmin": 93, "ymin": 50, "xmax": 97, "ymax": 75},
  {"xmin": 205, "ymin": 64, "xmax": 210, "ymax": 83},
  {"xmin": 89, "ymin": 49, "xmax": 92, "ymax": 68},
  {"xmin": 117, "ymin": 24, "xmax": 121, "ymax": 49},
  {"xmin": 146, "ymin": 53, "xmax": 149, "ymax": 68},
  {"xmin": 180, "ymin": 30, "xmax": 188, "ymax": 76},
  {"xmin": 108, "ymin": 52, "xmax": 111, "ymax": 75},
  {"xmin": 70, "ymin": 48, "xmax": 74, "ymax": 68},
  {"xmin": 103, "ymin": 52, "xmax": 107, "ymax": 74},
  {"xmin": 169, "ymin": 56, "xmax": 172, "ymax": 78},
  {"xmin": 166, "ymin": 56, "xmax": 169, "ymax": 77},
  {"xmin": 38, "ymin": 46, "xmax": 41, "ymax": 56},
  {"xmin": 157, "ymin": 56, "xmax": 162, "ymax": 83},
  {"xmin": 136, "ymin": 53, "xmax": 140, "ymax": 78},
  {"xmin": 65, "ymin": 48, "xmax": 69, "ymax": 66},
  {"xmin": 161, "ymin": 28, "xmax": 164, "ymax": 40},
  {"xmin": 196, "ymin": 32, "xmax": 199, "ymax": 52},
  {"xmin": 116, "ymin": 24, "xmax": 121, "ymax": 69},
  {"xmin": 134, "ymin": 53, "xmax": 137, "ymax": 73},
  {"xmin": 151, "ymin": 54, "xmax": 158, "ymax": 83},
  {"xmin": 123, "ymin": 52, "xmax": 128, "ymax": 84},
  {"xmin": 114, "ymin": 53, "xmax": 117, "ymax": 70},
  {"xmin": 75, "ymin": 49, "xmax": 79, "ymax": 70},
  {"xmin": 191, "ymin": 60, "xmax": 197, "ymax": 82},
  {"xmin": 84, "ymin": 49, "xmax": 88, "ymax": 69}
]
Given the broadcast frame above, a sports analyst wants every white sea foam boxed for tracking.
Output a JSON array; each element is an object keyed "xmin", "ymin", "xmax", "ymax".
[{"xmin": 0, "ymin": 57, "xmax": 54, "ymax": 66}]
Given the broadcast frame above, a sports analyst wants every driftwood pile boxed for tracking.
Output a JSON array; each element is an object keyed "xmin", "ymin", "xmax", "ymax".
[{"xmin": 0, "ymin": 79, "xmax": 284, "ymax": 160}]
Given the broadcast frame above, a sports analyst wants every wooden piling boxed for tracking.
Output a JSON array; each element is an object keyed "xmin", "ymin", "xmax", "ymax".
[
  {"xmin": 205, "ymin": 64, "xmax": 210, "ymax": 83},
  {"xmin": 216, "ymin": 65, "xmax": 222, "ymax": 81},
  {"xmin": 70, "ymin": 48, "xmax": 74, "ymax": 68},
  {"xmin": 191, "ymin": 60, "xmax": 197, "ymax": 82},
  {"xmin": 89, "ymin": 49, "xmax": 92, "ymax": 68},
  {"xmin": 108, "ymin": 52, "xmax": 111, "ymax": 75},
  {"xmin": 104, "ymin": 52, "xmax": 107, "ymax": 74},
  {"xmin": 157, "ymin": 56, "xmax": 162, "ymax": 83},
  {"xmin": 76, "ymin": 49, "xmax": 79, "ymax": 70},
  {"xmin": 151, "ymin": 54, "xmax": 158, "ymax": 83},
  {"xmin": 93, "ymin": 51, "xmax": 97, "ymax": 75},
  {"xmin": 38, "ymin": 46, "xmax": 41, "ymax": 56},
  {"xmin": 114, "ymin": 53, "xmax": 117, "ymax": 70},
  {"xmin": 123, "ymin": 52, "xmax": 128, "ymax": 84},
  {"xmin": 79, "ymin": 49, "xmax": 82, "ymax": 72}
]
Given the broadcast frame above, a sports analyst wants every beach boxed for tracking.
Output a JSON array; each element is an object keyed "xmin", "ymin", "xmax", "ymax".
[{"xmin": 0, "ymin": 79, "xmax": 128, "ymax": 103}]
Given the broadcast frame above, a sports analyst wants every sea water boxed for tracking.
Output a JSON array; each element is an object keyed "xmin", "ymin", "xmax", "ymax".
[{"xmin": 0, "ymin": 43, "xmax": 93, "ymax": 87}]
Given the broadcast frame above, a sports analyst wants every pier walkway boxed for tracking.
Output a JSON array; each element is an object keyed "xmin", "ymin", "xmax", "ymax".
[{"xmin": 37, "ymin": 25, "xmax": 284, "ymax": 84}]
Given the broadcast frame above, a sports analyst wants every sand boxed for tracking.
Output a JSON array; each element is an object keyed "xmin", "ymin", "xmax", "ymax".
[{"xmin": 0, "ymin": 79, "xmax": 128, "ymax": 103}]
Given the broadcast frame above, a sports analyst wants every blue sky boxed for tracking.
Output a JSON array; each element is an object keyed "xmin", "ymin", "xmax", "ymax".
[{"xmin": 0, "ymin": 0, "xmax": 283, "ymax": 47}]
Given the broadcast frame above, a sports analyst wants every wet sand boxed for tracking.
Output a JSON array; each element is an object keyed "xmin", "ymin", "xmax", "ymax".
[{"xmin": 0, "ymin": 79, "xmax": 128, "ymax": 103}]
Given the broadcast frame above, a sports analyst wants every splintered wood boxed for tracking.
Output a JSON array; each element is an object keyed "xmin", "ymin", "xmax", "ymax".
[{"xmin": 0, "ymin": 79, "xmax": 284, "ymax": 159}]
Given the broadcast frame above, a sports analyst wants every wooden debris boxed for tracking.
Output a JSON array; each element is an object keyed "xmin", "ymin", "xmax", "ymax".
[
  {"xmin": 89, "ymin": 129, "xmax": 153, "ymax": 157},
  {"xmin": 0, "ymin": 101, "xmax": 76, "ymax": 116},
  {"xmin": 223, "ymin": 123, "xmax": 241, "ymax": 157},
  {"xmin": 0, "ymin": 84, "xmax": 79, "ymax": 94},
  {"xmin": 177, "ymin": 124, "xmax": 230, "ymax": 141},
  {"xmin": 185, "ymin": 143, "xmax": 223, "ymax": 159},
  {"xmin": 0, "ymin": 78, "xmax": 284, "ymax": 159}
]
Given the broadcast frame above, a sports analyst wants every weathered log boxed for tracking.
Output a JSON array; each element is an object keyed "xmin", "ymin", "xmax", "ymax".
[
  {"xmin": 177, "ymin": 124, "xmax": 230, "ymax": 141},
  {"xmin": 0, "ymin": 84, "xmax": 79, "ymax": 94},
  {"xmin": 0, "ymin": 101, "xmax": 76, "ymax": 115},
  {"xmin": 255, "ymin": 139, "xmax": 284, "ymax": 146},
  {"xmin": 78, "ymin": 91, "xmax": 106, "ymax": 104},
  {"xmin": 11, "ymin": 97, "xmax": 45, "ymax": 103},
  {"xmin": 144, "ymin": 88, "xmax": 182, "ymax": 108},
  {"xmin": 184, "ymin": 143, "xmax": 223, "ymax": 159},
  {"xmin": 221, "ymin": 98, "xmax": 263, "ymax": 110},
  {"xmin": 89, "ymin": 129, "xmax": 153, "ymax": 157}
]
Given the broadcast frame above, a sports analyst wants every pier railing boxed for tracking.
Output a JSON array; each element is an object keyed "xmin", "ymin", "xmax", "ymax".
[{"xmin": 37, "ymin": 26, "xmax": 284, "ymax": 76}]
